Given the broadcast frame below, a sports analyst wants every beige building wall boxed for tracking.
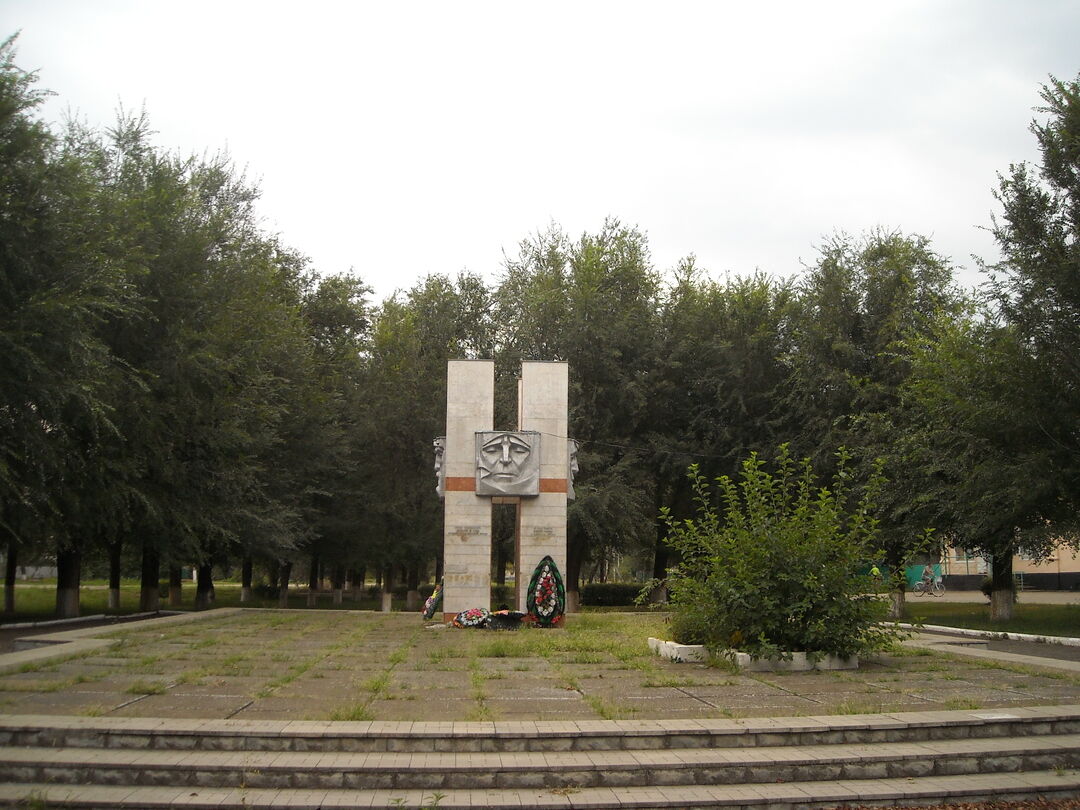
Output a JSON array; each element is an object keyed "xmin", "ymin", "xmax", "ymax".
[
  {"xmin": 944, "ymin": 542, "xmax": 1080, "ymax": 575},
  {"xmin": 441, "ymin": 360, "xmax": 494, "ymax": 619},
  {"xmin": 1013, "ymin": 544, "xmax": 1080, "ymax": 575},
  {"xmin": 516, "ymin": 362, "xmax": 569, "ymax": 613}
]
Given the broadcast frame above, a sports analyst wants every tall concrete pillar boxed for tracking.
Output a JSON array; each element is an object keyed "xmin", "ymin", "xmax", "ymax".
[
  {"xmin": 516, "ymin": 361, "xmax": 569, "ymax": 613},
  {"xmin": 442, "ymin": 360, "xmax": 494, "ymax": 619}
]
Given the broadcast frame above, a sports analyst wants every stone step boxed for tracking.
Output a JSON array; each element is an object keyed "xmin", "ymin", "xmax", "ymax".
[
  {"xmin": 2, "ymin": 706, "xmax": 1078, "ymax": 754},
  {"xmin": 2, "ymin": 733, "xmax": 1079, "ymax": 791},
  {"xmin": 1, "ymin": 769, "xmax": 1078, "ymax": 809}
]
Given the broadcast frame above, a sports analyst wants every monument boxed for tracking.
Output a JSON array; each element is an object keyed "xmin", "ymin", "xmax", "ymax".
[{"xmin": 436, "ymin": 360, "xmax": 573, "ymax": 621}]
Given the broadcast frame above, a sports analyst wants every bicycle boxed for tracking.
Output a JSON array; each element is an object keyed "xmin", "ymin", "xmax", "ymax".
[{"xmin": 912, "ymin": 577, "xmax": 945, "ymax": 597}]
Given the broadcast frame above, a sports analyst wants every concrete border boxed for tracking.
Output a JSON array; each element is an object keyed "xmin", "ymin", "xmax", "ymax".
[
  {"xmin": 647, "ymin": 637, "xmax": 858, "ymax": 670},
  {"xmin": 903, "ymin": 622, "xmax": 1080, "ymax": 647},
  {"xmin": 906, "ymin": 631, "xmax": 1080, "ymax": 674}
]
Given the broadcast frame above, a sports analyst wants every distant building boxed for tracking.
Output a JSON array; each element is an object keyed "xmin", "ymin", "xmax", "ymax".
[
  {"xmin": 942, "ymin": 542, "xmax": 1080, "ymax": 591},
  {"xmin": 0, "ymin": 554, "xmax": 58, "ymax": 580}
]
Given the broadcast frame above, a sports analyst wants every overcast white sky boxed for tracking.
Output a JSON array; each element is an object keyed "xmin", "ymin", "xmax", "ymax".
[{"xmin": 4, "ymin": 1, "xmax": 1079, "ymax": 302}]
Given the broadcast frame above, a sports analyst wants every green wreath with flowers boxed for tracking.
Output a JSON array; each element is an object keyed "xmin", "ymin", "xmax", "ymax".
[{"xmin": 525, "ymin": 555, "xmax": 565, "ymax": 628}]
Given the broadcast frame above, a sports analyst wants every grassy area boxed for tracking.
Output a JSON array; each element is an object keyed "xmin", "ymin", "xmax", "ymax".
[
  {"xmin": 0, "ymin": 582, "xmax": 407, "ymax": 621},
  {"xmin": 4, "ymin": 583, "xmax": 1078, "ymax": 641},
  {"xmin": 905, "ymin": 601, "xmax": 1080, "ymax": 638}
]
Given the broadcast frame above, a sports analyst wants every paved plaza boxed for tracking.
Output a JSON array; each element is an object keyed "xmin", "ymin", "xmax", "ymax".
[{"xmin": 1, "ymin": 608, "xmax": 1078, "ymax": 723}]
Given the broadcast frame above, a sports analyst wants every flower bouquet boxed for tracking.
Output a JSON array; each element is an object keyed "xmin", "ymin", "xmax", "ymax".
[{"xmin": 452, "ymin": 607, "xmax": 490, "ymax": 628}]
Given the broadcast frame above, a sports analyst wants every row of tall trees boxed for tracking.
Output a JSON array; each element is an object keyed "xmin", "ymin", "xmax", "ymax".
[
  {"xmin": 1, "ymin": 37, "xmax": 370, "ymax": 616},
  {"xmin": 3, "ymin": 35, "xmax": 1077, "ymax": 621}
]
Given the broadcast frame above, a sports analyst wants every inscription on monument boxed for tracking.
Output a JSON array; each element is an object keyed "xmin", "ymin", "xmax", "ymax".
[{"xmin": 453, "ymin": 526, "xmax": 482, "ymax": 542}]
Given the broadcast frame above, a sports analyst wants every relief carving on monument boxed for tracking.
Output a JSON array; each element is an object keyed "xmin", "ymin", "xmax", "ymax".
[
  {"xmin": 567, "ymin": 438, "xmax": 579, "ymax": 501},
  {"xmin": 475, "ymin": 430, "xmax": 541, "ymax": 496},
  {"xmin": 433, "ymin": 436, "xmax": 446, "ymax": 498}
]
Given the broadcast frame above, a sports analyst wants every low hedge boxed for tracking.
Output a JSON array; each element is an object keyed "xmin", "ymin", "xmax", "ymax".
[{"xmin": 579, "ymin": 582, "xmax": 642, "ymax": 606}]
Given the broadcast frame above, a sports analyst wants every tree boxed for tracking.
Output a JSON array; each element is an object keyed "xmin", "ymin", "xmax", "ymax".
[
  {"xmin": 901, "ymin": 311, "xmax": 1042, "ymax": 619},
  {"xmin": 0, "ymin": 37, "xmax": 135, "ymax": 616},
  {"xmin": 495, "ymin": 221, "xmax": 662, "ymax": 599},
  {"xmin": 646, "ymin": 264, "xmax": 797, "ymax": 586},
  {"xmin": 61, "ymin": 110, "xmax": 336, "ymax": 613},
  {"xmin": 900, "ymin": 75, "xmax": 1080, "ymax": 620},
  {"xmin": 353, "ymin": 273, "xmax": 492, "ymax": 607},
  {"xmin": 783, "ymin": 231, "xmax": 960, "ymax": 466},
  {"xmin": 783, "ymin": 230, "xmax": 963, "ymax": 618}
]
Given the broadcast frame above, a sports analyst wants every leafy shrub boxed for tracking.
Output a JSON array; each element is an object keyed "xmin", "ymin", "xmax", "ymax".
[{"xmin": 658, "ymin": 446, "xmax": 902, "ymax": 661}]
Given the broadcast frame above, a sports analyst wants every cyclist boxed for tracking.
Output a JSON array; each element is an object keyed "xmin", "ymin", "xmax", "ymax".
[{"xmin": 921, "ymin": 565, "xmax": 934, "ymax": 587}]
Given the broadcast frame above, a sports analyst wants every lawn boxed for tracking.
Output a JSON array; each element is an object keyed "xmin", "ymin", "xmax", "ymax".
[
  {"xmin": 4, "ymin": 583, "xmax": 1079, "ymax": 640},
  {"xmin": 0, "ymin": 581, "xmax": 408, "ymax": 619},
  {"xmin": 903, "ymin": 601, "xmax": 1080, "ymax": 637}
]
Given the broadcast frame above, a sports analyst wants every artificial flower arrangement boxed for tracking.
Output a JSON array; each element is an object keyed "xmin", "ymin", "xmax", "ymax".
[
  {"xmin": 452, "ymin": 606, "xmax": 490, "ymax": 628},
  {"xmin": 421, "ymin": 580, "xmax": 443, "ymax": 620},
  {"xmin": 525, "ymin": 555, "xmax": 565, "ymax": 628}
]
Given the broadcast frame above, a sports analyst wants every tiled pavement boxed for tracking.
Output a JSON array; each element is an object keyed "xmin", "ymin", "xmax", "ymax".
[
  {"xmin": 0, "ymin": 609, "xmax": 1078, "ymax": 808},
  {"xmin": 1, "ymin": 608, "xmax": 1078, "ymax": 723}
]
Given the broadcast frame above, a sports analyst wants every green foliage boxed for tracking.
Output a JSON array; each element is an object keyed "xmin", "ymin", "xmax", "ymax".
[
  {"xmin": 496, "ymin": 222, "xmax": 662, "ymax": 587},
  {"xmin": 660, "ymin": 447, "xmax": 902, "ymax": 660},
  {"xmin": 580, "ymin": 582, "xmax": 643, "ymax": 606},
  {"xmin": 897, "ymin": 74, "xmax": 1080, "ymax": 620},
  {"xmin": 0, "ymin": 35, "xmax": 136, "ymax": 547}
]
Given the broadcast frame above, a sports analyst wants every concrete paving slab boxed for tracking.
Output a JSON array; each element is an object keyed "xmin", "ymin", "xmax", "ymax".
[
  {"xmin": 110, "ymin": 695, "xmax": 255, "ymax": 719},
  {"xmin": 0, "ymin": 610, "xmax": 1078, "ymax": 726}
]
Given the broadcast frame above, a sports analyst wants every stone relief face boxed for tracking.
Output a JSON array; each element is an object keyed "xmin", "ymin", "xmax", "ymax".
[
  {"xmin": 433, "ymin": 436, "xmax": 446, "ymax": 498},
  {"xmin": 475, "ymin": 431, "xmax": 540, "ymax": 496},
  {"xmin": 567, "ymin": 439, "xmax": 579, "ymax": 500}
]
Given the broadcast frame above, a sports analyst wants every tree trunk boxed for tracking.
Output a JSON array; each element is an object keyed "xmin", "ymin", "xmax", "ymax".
[
  {"xmin": 565, "ymin": 530, "xmax": 583, "ymax": 614},
  {"xmin": 332, "ymin": 565, "xmax": 345, "ymax": 605},
  {"xmin": 168, "ymin": 565, "xmax": 183, "ymax": 607},
  {"xmin": 495, "ymin": 540, "xmax": 507, "ymax": 586},
  {"xmin": 990, "ymin": 551, "xmax": 1015, "ymax": 622},
  {"xmin": 885, "ymin": 553, "xmax": 906, "ymax": 620},
  {"xmin": 405, "ymin": 563, "xmax": 420, "ymax": 611},
  {"xmin": 139, "ymin": 544, "xmax": 160, "ymax": 612},
  {"xmin": 277, "ymin": 559, "xmax": 292, "ymax": 608},
  {"xmin": 4, "ymin": 541, "xmax": 16, "ymax": 616},
  {"xmin": 381, "ymin": 565, "xmax": 394, "ymax": 613},
  {"xmin": 107, "ymin": 541, "xmax": 121, "ymax": 611},
  {"xmin": 887, "ymin": 590, "xmax": 906, "ymax": 620},
  {"xmin": 307, "ymin": 552, "xmax": 320, "ymax": 607},
  {"xmin": 352, "ymin": 566, "xmax": 365, "ymax": 600},
  {"xmin": 195, "ymin": 563, "xmax": 214, "ymax": 609},
  {"xmin": 55, "ymin": 543, "xmax": 81, "ymax": 619},
  {"xmin": 240, "ymin": 556, "xmax": 253, "ymax": 603}
]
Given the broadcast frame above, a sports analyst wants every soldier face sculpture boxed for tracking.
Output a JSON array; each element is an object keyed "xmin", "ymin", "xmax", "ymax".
[
  {"xmin": 567, "ymin": 439, "xmax": 579, "ymax": 501},
  {"xmin": 433, "ymin": 436, "xmax": 446, "ymax": 497},
  {"xmin": 475, "ymin": 431, "xmax": 540, "ymax": 496}
]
